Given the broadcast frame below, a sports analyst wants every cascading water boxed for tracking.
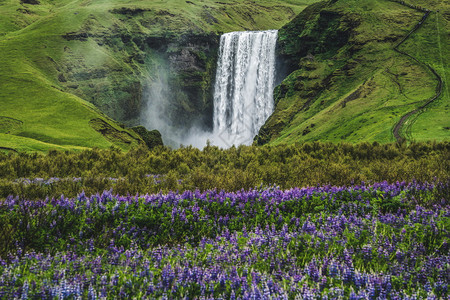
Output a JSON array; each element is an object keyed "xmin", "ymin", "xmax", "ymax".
[
  {"xmin": 213, "ymin": 30, "xmax": 278, "ymax": 146},
  {"xmin": 142, "ymin": 30, "xmax": 278, "ymax": 148}
]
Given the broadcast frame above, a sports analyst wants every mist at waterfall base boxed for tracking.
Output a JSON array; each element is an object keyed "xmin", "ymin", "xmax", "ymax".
[
  {"xmin": 140, "ymin": 67, "xmax": 218, "ymax": 148},
  {"xmin": 142, "ymin": 30, "xmax": 278, "ymax": 149}
]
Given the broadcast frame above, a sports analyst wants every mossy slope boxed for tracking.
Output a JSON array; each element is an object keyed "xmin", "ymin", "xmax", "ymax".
[{"xmin": 256, "ymin": 0, "xmax": 449, "ymax": 145}]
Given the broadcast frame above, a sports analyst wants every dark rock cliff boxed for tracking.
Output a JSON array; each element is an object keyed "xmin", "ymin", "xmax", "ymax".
[
  {"xmin": 152, "ymin": 33, "xmax": 220, "ymax": 130},
  {"xmin": 60, "ymin": 29, "xmax": 220, "ymax": 131}
]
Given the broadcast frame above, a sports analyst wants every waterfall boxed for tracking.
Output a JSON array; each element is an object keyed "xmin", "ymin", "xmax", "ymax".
[{"xmin": 213, "ymin": 30, "xmax": 278, "ymax": 146}]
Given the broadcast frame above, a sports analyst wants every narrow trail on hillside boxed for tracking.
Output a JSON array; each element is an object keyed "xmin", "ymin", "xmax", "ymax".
[
  {"xmin": 436, "ymin": 11, "xmax": 449, "ymax": 101},
  {"xmin": 389, "ymin": 1, "xmax": 443, "ymax": 142}
]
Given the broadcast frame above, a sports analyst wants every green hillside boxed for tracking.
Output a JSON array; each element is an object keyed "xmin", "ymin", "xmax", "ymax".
[
  {"xmin": 0, "ymin": 1, "xmax": 141, "ymax": 152},
  {"xmin": 0, "ymin": 0, "xmax": 317, "ymax": 152},
  {"xmin": 256, "ymin": 0, "xmax": 449, "ymax": 145},
  {"xmin": 0, "ymin": 0, "xmax": 447, "ymax": 152}
]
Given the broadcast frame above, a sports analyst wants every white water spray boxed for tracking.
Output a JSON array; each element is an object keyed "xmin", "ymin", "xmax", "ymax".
[
  {"xmin": 142, "ymin": 30, "xmax": 278, "ymax": 148},
  {"xmin": 212, "ymin": 30, "xmax": 278, "ymax": 146}
]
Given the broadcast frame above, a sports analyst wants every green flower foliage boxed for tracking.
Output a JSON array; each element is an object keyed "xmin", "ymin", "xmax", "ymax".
[{"xmin": 0, "ymin": 181, "xmax": 448, "ymax": 298}]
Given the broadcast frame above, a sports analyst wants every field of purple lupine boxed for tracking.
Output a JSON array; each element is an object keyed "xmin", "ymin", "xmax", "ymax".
[{"xmin": 0, "ymin": 180, "xmax": 448, "ymax": 299}]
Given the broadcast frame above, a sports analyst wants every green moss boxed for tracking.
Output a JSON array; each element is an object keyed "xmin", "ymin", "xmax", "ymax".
[{"xmin": 131, "ymin": 126, "xmax": 164, "ymax": 149}]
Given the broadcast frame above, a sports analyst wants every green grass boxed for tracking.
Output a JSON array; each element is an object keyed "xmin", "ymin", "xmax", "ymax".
[
  {"xmin": 0, "ymin": 0, "xmax": 318, "ymax": 152},
  {"xmin": 401, "ymin": 9, "xmax": 450, "ymax": 141},
  {"xmin": 0, "ymin": 0, "xmax": 142, "ymax": 152},
  {"xmin": 0, "ymin": 134, "xmax": 89, "ymax": 153},
  {"xmin": 0, "ymin": 45, "xmax": 140, "ymax": 152},
  {"xmin": 260, "ymin": 0, "xmax": 450, "ymax": 145}
]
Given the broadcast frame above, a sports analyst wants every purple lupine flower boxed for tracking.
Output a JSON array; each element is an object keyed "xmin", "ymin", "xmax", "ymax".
[
  {"xmin": 20, "ymin": 280, "xmax": 29, "ymax": 300},
  {"xmin": 88, "ymin": 284, "xmax": 96, "ymax": 300}
]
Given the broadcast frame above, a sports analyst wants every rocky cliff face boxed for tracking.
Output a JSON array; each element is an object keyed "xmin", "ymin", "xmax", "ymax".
[
  {"xmin": 153, "ymin": 33, "xmax": 219, "ymax": 130},
  {"xmin": 60, "ymin": 29, "xmax": 219, "ymax": 131}
]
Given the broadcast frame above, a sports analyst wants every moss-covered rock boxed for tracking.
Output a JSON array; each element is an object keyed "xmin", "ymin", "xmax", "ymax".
[
  {"xmin": 89, "ymin": 118, "xmax": 137, "ymax": 147},
  {"xmin": 131, "ymin": 126, "xmax": 163, "ymax": 149}
]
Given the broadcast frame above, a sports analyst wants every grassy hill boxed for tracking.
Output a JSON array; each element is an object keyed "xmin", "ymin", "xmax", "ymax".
[
  {"xmin": 1, "ymin": 0, "xmax": 447, "ymax": 152},
  {"xmin": 0, "ymin": 0, "xmax": 142, "ymax": 152},
  {"xmin": 0, "ymin": 0, "xmax": 317, "ymax": 152},
  {"xmin": 256, "ymin": 0, "xmax": 449, "ymax": 145}
]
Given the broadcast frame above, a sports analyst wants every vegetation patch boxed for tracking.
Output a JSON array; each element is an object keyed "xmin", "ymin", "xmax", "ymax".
[
  {"xmin": 20, "ymin": 0, "xmax": 40, "ymax": 5},
  {"xmin": 109, "ymin": 7, "xmax": 151, "ymax": 16},
  {"xmin": 131, "ymin": 125, "xmax": 164, "ymax": 149},
  {"xmin": 89, "ymin": 118, "xmax": 135, "ymax": 146},
  {"xmin": 0, "ymin": 141, "xmax": 448, "ymax": 199},
  {"xmin": 0, "ymin": 117, "xmax": 23, "ymax": 134}
]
